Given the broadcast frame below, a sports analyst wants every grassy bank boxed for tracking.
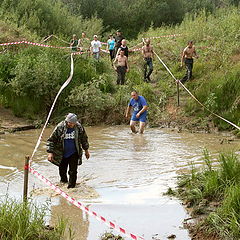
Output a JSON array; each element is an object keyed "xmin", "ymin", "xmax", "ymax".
[
  {"xmin": 0, "ymin": 7, "xmax": 239, "ymax": 132},
  {"xmin": 172, "ymin": 151, "xmax": 240, "ymax": 239},
  {"xmin": 0, "ymin": 197, "xmax": 67, "ymax": 239}
]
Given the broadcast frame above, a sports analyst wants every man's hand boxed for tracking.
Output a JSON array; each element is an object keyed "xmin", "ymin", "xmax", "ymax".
[
  {"xmin": 136, "ymin": 112, "xmax": 141, "ymax": 118},
  {"xmin": 48, "ymin": 153, "xmax": 54, "ymax": 162},
  {"xmin": 85, "ymin": 150, "xmax": 90, "ymax": 159},
  {"xmin": 126, "ymin": 68, "xmax": 129, "ymax": 73}
]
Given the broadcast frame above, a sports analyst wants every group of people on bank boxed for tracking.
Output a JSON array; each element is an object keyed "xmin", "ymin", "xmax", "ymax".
[
  {"xmin": 70, "ymin": 31, "xmax": 198, "ymax": 86},
  {"xmin": 70, "ymin": 30, "xmax": 155, "ymax": 85}
]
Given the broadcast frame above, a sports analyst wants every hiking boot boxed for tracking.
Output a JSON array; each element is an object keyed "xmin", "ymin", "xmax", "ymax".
[{"xmin": 67, "ymin": 184, "xmax": 76, "ymax": 189}]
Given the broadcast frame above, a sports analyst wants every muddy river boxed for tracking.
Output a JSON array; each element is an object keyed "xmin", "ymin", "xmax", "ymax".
[{"xmin": 0, "ymin": 126, "xmax": 239, "ymax": 240}]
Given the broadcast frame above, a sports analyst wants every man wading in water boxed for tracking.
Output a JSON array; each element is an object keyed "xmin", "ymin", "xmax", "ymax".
[
  {"xmin": 180, "ymin": 40, "xmax": 199, "ymax": 83},
  {"xmin": 47, "ymin": 113, "xmax": 90, "ymax": 189},
  {"xmin": 113, "ymin": 49, "xmax": 129, "ymax": 85},
  {"xmin": 125, "ymin": 91, "xmax": 148, "ymax": 134},
  {"xmin": 142, "ymin": 39, "xmax": 154, "ymax": 82}
]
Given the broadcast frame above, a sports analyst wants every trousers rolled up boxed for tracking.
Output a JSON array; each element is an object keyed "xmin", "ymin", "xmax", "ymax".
[
  {"xmin": 117, "ymin": 66, "xmax": 127, "ymax": 85},
  {"xmin": 59, "ymin": 152, "xmax": 79, "ymax": 186},
  {"xmin": 181, "ymin": 58, "xmax": 193, "ymax": 83},
  {"xmin": 144, "ymin": 57, "xmax": 153, "ymax": 81}
]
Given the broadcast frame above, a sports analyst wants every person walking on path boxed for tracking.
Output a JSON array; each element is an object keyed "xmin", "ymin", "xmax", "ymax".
[
  {"xmin": 70, "ymin": 34, "xmax": 79, "ymax": 52},
  {"xmin": 125, "ymin": 91, "xmax": 148, "ymax": 134},
  {"xmin": 114, "ymin": 30, "xmax": 124, "ymax": 57},
  {"xmin": 113, "ymin": 49, "xmax": 129, "ymax": 85},
  {"xmin": 91, "ymin": 35, "xmax": 102, "ymax": 60},
  {"xmin": 180, "ymin": 40, "xmax": 199, "ymax": 83},
  {"xmin": 115, "ymin": 39, "xmax": 129, "ymax": 58},
  {"xmin": 107, "ymin": 34, "xmax": 115, "ymax": 62},
  {"xmin": 47, "ymin": 113, "xmax": 90, "ymax": 189},
  {"xmin": 142, "ymin": 39, "xmax": 154, "ymax": 82},
  {"xmin": 79, "ymin": 32, "xmax": 90, "ymax": 56}
]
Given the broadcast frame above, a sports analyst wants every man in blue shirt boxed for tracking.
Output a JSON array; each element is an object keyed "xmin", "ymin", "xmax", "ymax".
[
  {"xmin": 47, "ymin": 113, "xmax": 90, "ymax": 188},
  {"xmin": 125, "ymin": 91, "xmax": 148, "ymax": 134}
]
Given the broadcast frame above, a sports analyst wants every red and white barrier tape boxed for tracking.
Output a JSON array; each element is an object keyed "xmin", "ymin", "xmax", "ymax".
[
  {"xmin": 0, "ymin": 40, "xmax": 71, "ymax": 49},
  {"xmin": 147, "ymin": 33, "xmax": 182, "ymax": 40},
  {"xmin": 29, "ymin": 166, "xmax": 144, "ymax": 240},
  {"xmin": 153, "ymin": 50, "xmax": 240, "ymax": 131}
]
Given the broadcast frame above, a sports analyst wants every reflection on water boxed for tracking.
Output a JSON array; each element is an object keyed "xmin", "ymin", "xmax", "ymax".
[{"xmin": 0, "ymin": 126, "xmax": 239, "ymax": 239}]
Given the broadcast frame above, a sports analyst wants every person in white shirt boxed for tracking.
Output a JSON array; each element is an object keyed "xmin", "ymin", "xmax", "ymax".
[{"xmin": 91, "ymin": 35, "xmax": 102, "ymax": 60}]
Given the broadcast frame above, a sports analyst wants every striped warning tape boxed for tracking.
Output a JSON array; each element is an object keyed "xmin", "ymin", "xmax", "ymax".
[
  {"xmin": 29, "ymin": 166, "xmax": 144, "ymax": 240},
  {"xmin": 0, "ymin": 40, "xmax": 71, "ymax": 49}
]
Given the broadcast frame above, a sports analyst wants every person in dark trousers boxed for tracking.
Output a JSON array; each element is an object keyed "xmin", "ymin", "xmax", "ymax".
[
  {"xmin": 47, "ymin": 113, "xmax": 90, "ymax": 189},
  {"xmin": 114, "ymin": 30, "xmax": 124, "ymax": 57},
  {"xmin": 180, "ymin": 40, "xmax": 199, "ymax": 83},
  {"xmin": 70, "ymin": 34, "xmax": 79, "ymax": 52},
  {"xmin": 113, "ymin": 49, "xmax": 129, "ymax": 85},
  {"xmin": 107, "ymin": 34, "xmax": 115, "ymax": 62},
  {"xmin": 142, "ymin": 39, "xmax": 154, "ymax": 82}
]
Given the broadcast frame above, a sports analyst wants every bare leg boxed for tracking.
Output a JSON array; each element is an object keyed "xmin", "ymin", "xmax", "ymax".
[
  {"xmin": 130, "ymin": 120, "xmax": 138, "ymax": 133},
  {"xmin": 139, "ymin": 121, "xmax": 146, "ymax": 134}
]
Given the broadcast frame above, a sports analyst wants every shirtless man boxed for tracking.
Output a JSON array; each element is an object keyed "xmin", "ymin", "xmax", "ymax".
[
  {"xmin": 142, "ymin": 39, "xmax": 154, "ymax": 82},
  {"xmin": 180, "ymin": 40, "xmax": 199, "ymax": 83},
  {"xmin": 113, "ymin": 49, "xmax": 129, "ymax": 85}
]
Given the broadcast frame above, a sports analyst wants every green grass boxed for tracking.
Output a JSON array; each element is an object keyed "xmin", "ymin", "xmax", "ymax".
[
  {"xmin": 176, "ymin": 151, "xmax": 240, "ymax": 239},
  {"xmin": 0, "ymin": 197, "xmax": 67, "ymax": 240}
]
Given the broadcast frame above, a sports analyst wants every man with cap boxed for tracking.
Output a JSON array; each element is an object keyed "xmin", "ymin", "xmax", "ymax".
[
  {"xmin": 91, "ymin": 35, "xmax": 102, "ymax": 60},
  {"xmin": 47, "ymin": 113, "xmax": 90, "ymax": 188}
]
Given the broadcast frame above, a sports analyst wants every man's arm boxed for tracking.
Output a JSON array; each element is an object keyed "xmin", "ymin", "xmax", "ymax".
[
  {"xmin": 46, "ymin": 126, "xmax": 59, "ymax": 162},
  {"xmin": 113, "ymin": 56, "xmax": 118, "ymax": 70},
  {"xmin": 126, "ymin": 57, "xmax": 129, "ymax": 72},
  {"xmin": 181, "ymin": 49, "xmax": 186, "ymax": 67},
  {"xmin": 125, "ymin": 105, "xmax": 132, "ymax": 118},
  {"xmin": 136, "ymin": 105, "xmax": 148, "ymax": 118},
  {"xmin": 79, "ymin": 126, "xmax": 90, "ymax": 159},
  {"xmin": 193, "ymin": 46, "xmax": 199, "ymax": 58}
]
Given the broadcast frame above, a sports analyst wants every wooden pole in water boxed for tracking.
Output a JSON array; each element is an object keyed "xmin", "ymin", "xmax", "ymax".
[
  {"xmin": 177, "ymin": 81, "xmax": 180, "ymax": 106},
  {"xmin": 23, "ymin": 155, "xmax": 30, "ymax": 202}
]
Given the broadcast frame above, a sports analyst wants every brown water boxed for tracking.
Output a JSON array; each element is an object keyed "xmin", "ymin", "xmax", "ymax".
[{"xmin": 0, "ymin": 126, "xmax": 239, "ymax": 240}]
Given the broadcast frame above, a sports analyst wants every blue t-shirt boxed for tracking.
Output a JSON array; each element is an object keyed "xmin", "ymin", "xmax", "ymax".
[
  {"xmin": 63, "ymin": 128, "xmax": 77, "ymax": 158},
  {"xmin": 107, "ymin": 39, "xmax": 115, "ymax": 50},
  {"xmin": 128, "ymin": 95, "xmax": 148, "ymax": 115}
]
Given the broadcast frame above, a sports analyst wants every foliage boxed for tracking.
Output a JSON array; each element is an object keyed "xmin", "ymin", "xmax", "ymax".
[
  {"xmin": 0, "ymin": 197, "xmax": 67, "ymax": 239},
  {"xmin": 177, "ymin": 152, "xmax": 240, "ymax": 239},
  {"xmin": 0, "ymin": 0, "xmax": 103, "ymax": 38}
]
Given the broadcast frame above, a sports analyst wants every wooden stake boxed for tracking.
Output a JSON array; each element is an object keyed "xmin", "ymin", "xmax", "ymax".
[
  {"xmin": 23, "ymin": 155, "xmax": 30, "ymax": 202},
  {"xmin": 177, "ymin": 81, "xmax": 180, "ymax": 106}
]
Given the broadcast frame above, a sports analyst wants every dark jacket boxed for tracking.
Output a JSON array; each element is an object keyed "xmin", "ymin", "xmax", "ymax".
[{"xmin": 47, "ymin": 121, "xmax": 89, "ymax": 166}]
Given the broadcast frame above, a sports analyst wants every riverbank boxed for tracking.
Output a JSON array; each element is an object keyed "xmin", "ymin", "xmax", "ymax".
[
  {"xmin": 170, "ymin": 152, "xmax": 240, "ymax": 240},
  {"xmin": 0, "ymin": 106, "xmax": 38, "ymax": 134}
]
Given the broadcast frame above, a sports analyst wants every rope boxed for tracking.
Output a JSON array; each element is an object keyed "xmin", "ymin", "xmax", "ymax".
[{"xmin": 152, "ymin": 50, "xmax": 240, "ymax": 131}]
